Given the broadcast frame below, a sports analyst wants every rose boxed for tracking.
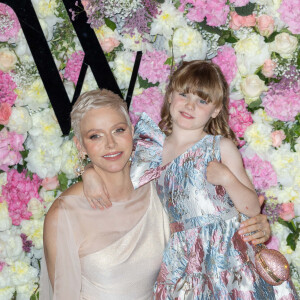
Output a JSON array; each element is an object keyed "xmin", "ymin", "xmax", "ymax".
[
  {"xmin": 240, "ymin": 74, "xmax": 268, "ymax": 103},
  {"xmin": 256, "ymin": 15, "xmax": 274, "ymax": 37},
  {"xmin": 271, "ymin": 130, "xmax": 286, "ymax": 147},
  {"xmin": 262, "ymin": 59, "xmax": 276, "ymax": 78},
  {"xmin": 270, "ymin": 33, "xmax": 298, "ymax": 58},
  {"xmin": 0, "ymin": 49, "xmax": 17, "ymax": 72},
  {"xmin": 279, "ymin": 203, "xmax": 295, "ymax": 221},
  {"xmin": 27, "ymin": 198, "xmax": 44, "ymax": 220},
  {"xmin": 41, "ymin": 176, "xmax": 59, "ymax": 191},
  {"xmin": 229, "ymin": 11, "xmax": 256, "ymax": 30},
  {"xmin": 100, "ymin": 37, "xmax": 120, "ymax": 53},
  {"xmin": 0, "ymin": 103, "xmax": 12, "ymax": 125}
]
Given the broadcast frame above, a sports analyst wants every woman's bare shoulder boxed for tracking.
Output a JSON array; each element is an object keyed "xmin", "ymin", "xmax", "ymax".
[{"xmin": 45, "ymin": 182, "xmax": 84, "ymax": 225}]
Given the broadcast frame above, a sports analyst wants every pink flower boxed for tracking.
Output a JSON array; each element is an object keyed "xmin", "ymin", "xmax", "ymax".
[
  {"xmin": 262, "ymin": 75, "xmax": 300, "ymax": 122},
  {"xmin": 0, "ymin": 128, "xmax": 24, "ymax": 171},
  {"xmin": 229, "ymin": 11, "xmax": 256, "ymax": 30},
  {"xmin": 230, "ymin": 0, "xmax": 250, "ymax": 6},
  {"xmin": 271, "ymin": 130, "xmax": 286, "ymax": 147},
  {"xmin": 139, "ymin": 50, "xmax": 170, "ymax": 84},
  {"xmin": 0, "ymin": 169, "xmax": 42, "ymax": 226},
  {"xmin": 279, "ymin": 203, "xmax": 295, "ymax": 221},
  {"xmin": 228, "ymin": 99, "xmax": 253, "ymax": 146},
  {"xmin": 0, "ymin": 70, "xmax": 17, "ymax": 106},
  {"xmin": 278, "ymin": 0, "xmax": 300, "ymax": 34},
  {"xmin": 265, "ymin": 235, "xmax": 280, "ymax": 251},
  {"xmin": 130, "ymin": 87, "xmax": 164, "ymax": 126},
  {"xmin": 257, "ymin": 15, "xmax": 275, "ymax": 37},
  {"xmin": 0, "ymin": 4, "xmax": 21, "ymax": 42},
  {"xmin": 0, "ymin": 102, "xmax": 12, "ymax": 125},
  {"xmin": 206, "ymin": 0, "xmax": 230, "ymax": 26},
  {"xmin": 100, "ymin": 37, "xmax": 120, "ymax": 53},
  {"xmin": 262, "ymin": 59, "xmax": 276, "ymax": 78},
  {"xmin": 243, "ymin": 154, "xmax": 277, "ymax": 190},
  {"xmin": 212, "ymin": 45, "xmax": 237, "ymax": 85},
  {"xmin": 42, "ymin": 176, "xmax": 59, "ymax": 190},
  {"xmin": 0, "ymin": 261, "xmax": 6, "ymax": 272},
  {"xmin": 64, "ymin": 51, "xmax": 85, "ymax": 85}
]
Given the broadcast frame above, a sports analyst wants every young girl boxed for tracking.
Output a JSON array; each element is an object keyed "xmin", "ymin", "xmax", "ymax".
[{"xmin": 83, "ymin": 61, "xmax": 298, "ymax": 299}]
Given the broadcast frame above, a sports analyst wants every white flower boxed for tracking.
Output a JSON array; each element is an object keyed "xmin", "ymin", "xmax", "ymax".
[
  {"xmin": 82, "ymin": 68, "xmax": 98, "ymax": 94},
  {"xmin": 21, "ymin": 78, "xmax": 49, "ymax": 111},
  {"xmin": 120, "ymin": 30, "xmax": 151, "ymax": 52},
  {"xmin": 0, "ymin": 231, "xmax": 23, "ymax": 263},
  {"xmin": 32, "ymin": 0, "xmax": 58, "ymax": 18},
  {"xmin": 277, "ymin": 187, "xmax": 300, "ymax": 204},
  {"xmin": 0, "ymin": 173, "xmax": 7, "ymax": 197},
  {"xmin": 16, "ymin": 281, "xmax": 39, "ymax": 300},
  {"xmin": 27, "ymin": 198, "xmax": 45, "ymax": 220},
  {"xmin": 0, "ymin": 202, "xmax": 12, "ymax": 232},
  {"xmin": 9, "ymin": 260, "xmax": 39, "ymax": 286},
  {"xmin": 251, "ymin": 108, "xmax": 273, "ymax": 124},
  {"xmin": 21, "ymin": 219, "xmax": 44, "ymax": 250},
  {"xmin": 244, "ymin": 122, "xmax": 272, "ymax": 155},
  {"xmin": 60, "ymin": 140, "xmax": 78, "ymax": 179},
  {"xmin": 28, "ymin": 108, "xmax": 62, "ymax": 139},
  {"xmin": 0, "ymin": 286, "xmax": 15, "ymax": 300},
  {"xmin": 7, "ymin": 106, "xmax": 32, "ymax": 135},
  {"xmin": 150, "ymin": 1, "xmax": 186, "ymax": 39},
  {"xmin": 172, "ymin": 26, "xmax": 207, "ymax": 60},
  {"xmin": 240, "ymin": 75, "xmax": 268, "ymax": 103},
  {"xmin": 270, "ymin": 33, "xmax": 298, "ymax": 59},
  {"xmin": 234, "ymin": 33, "xmax": 270, "ymax": 75},
  {"xmin": 270, "ymin": 144, "xmax": 299, "ymax": 187},
  {"xmin": 111, "ymin": 51, "xmax": 135, "ymax": 90},
  {"xmin": 0, "ymin": 48, "xmax": 17, "ymax": 72}
]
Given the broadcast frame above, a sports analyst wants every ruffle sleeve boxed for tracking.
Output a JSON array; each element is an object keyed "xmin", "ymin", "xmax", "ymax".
[{"xmin": 130, "ymin": 113, "xmax": 166, "ymax": 189}]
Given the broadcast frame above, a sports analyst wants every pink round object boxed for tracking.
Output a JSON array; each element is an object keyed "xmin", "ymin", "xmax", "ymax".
[{"xmin": 255, "ymin": 249, "xmax": 290, "ymax": 286}]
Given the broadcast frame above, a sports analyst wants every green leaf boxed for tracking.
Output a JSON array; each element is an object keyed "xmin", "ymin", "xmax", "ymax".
[
  {"xmin": 30, "ymin": 294, "xmax": 37, "ymax": 300},
  {"xmin": 164, "ymin": 57, "xmax": 173, "ymax": 66},
  {"xmin": 0, "ymin": 125, "xmax": 4, "ymax": 131},
  {"xmin": 198, "ymin": 19, "xmax": 223, "ymax": 36},
  {"xmin": 248, "ymin": 99, "xmax": 262, "ymax": 109},
  {"xmin": 156, "ymin": 0, "xmax": 165, "ymax": 3},
  {"xmin": 104, "ymin": 18, "xmax": 117, "ymax": 31},
  {"xmin": 297, "ymin": 50, "xmax": 300, "ymax": 69},
  {"xmin": 138, "ymin": 76, "xmax": 159, "ymax": 89},
  {"xmin": 264, "ymin": 31, "xmax": 278, "ymax": 43},
  {"xmin": 225, "ymin": 36, "xmax": 238, "ymax": 43},
  {"xmin": 286, "ymin": 233, "xmax": 297, "ymax": 251},
  {"xmin": 58, "ymin": 172, "xmax": 69, "ymax": 191},
  {"xmin": 235, "ymin": 2, "xmax": 255, "ymax": 16}
]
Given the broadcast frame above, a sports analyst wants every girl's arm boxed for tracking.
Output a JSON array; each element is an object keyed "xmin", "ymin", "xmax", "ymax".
[
  {"xmin": 82, "ymin": 164, "xmax": 112, "ymax": 209},
  {"xmin": 206, "ymin": 137, "xmax": 260, "ymax": 217}
]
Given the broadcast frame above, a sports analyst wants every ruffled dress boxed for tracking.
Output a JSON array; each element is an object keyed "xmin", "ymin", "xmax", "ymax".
[{"xmin": 130, "ymin": 113, "xmax": 299, "ymax": 300}]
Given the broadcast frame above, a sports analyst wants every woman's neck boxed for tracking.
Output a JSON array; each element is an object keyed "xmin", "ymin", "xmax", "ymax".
[{"xmin": 94, "ymin": 163, "xmax": 134, "ymax": 202}]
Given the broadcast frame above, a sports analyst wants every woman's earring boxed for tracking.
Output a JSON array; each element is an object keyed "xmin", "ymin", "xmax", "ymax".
[{"xmin": 75, "ymin": 151, "xmax": 85, "ymax": 177}]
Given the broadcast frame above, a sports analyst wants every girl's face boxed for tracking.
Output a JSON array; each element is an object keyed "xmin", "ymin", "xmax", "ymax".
[
  {"xmin": 169, "ymin": 91, "xmax": 221, "ymax": 132},
  {"xmin": 75, "ymin": 106, "xmax": 133, "ymax": 174}
]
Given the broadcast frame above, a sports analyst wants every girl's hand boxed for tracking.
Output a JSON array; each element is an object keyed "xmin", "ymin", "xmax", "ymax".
[
  {"xmin": 206, "ymin": 159, "xmax": 233, "ymax": 187},
  {"xmin": 238, "ymin": 214, "xmax": 271, "ymax": 245},
  {"xmin": 82, "ymin": 166, "xmax": 112, "ymax": 209}
]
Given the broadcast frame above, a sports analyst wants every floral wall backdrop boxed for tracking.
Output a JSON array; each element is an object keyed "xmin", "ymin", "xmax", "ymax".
[{"xmin": 0, "ymin": 0, "xmax": 300, "ymax": 298}]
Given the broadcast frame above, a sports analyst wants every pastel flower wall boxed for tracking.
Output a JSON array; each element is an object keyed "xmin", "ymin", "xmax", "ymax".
[{"xmin": 0, "ymin": 0, "xmax": 300, "ymax": 298}]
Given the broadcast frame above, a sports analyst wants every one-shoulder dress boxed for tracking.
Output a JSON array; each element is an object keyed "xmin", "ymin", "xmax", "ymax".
[{"xmin": 130, "ymin": 113, "xmax": 299, "ymax": 300}]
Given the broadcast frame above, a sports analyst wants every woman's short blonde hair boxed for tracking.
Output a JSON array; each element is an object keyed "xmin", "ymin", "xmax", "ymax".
[{"xmin": 71, "ymin": 89, "xmax": 131, "ymax": 143}]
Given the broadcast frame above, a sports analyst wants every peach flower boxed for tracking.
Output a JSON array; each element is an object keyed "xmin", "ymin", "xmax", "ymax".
[
  {"xmin": 271, "ymin": 130, "xmax": 286, "ymax": 147},
  {"xmin": 279, "ymin": 203, "xmax": 295, "ymax": 221},
  {"xmin": 257, "ymin": 15, "xmax": 274, "ymax": 37},
  {"xmin": 42, "ymin": 176, "xmax": 59, "ymax": 190},
  {"xmin": 266, "ymin": 235, "xmax": 280, "ymax": 251},
  {"xmin": 0, "ymin": 48, "xmax": 17, "ymax": 72},
  {"xmin": 262, "ymin": 59, "xmax": 277, "ymax": 78},
  {"xmin": 100, "ymin": 37, "xmax": 120, "ymax": 53},
  {"xmin": 229, "ymin": 11, "xmax": 256, "ymax": 30},
  {"xmin": 0, "ymin": 103, "xmax": 12, "ymax": 125}
]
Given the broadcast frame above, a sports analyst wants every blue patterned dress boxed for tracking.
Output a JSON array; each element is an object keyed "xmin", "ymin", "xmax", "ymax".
[{"xmin": 130, "ymin": 113, "xmax": 299, "ymax": 300}]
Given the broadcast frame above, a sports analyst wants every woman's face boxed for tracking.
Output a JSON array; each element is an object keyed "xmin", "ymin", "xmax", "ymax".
[{"xmin": 76, "ymin": 106, "xmax": 133, "ymax": 174}]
